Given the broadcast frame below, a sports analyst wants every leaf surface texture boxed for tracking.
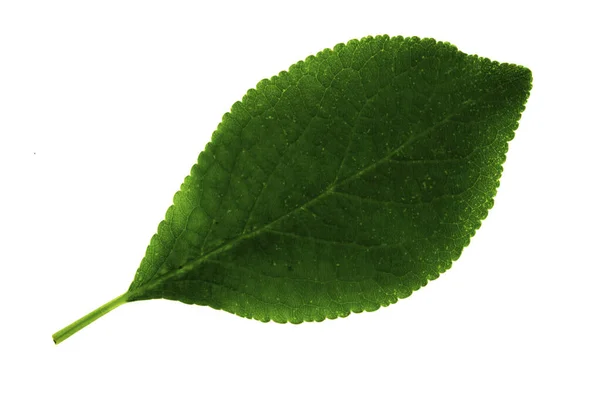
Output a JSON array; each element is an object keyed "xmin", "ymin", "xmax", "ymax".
[{"xmin": 126, "ymin": 35, "xmax": 532, "ymax": 323}]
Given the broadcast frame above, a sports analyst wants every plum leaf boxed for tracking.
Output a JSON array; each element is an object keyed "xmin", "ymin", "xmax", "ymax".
[{"xmin": 53, "ymin": 35, "xmax": 532, "ymax": 344}]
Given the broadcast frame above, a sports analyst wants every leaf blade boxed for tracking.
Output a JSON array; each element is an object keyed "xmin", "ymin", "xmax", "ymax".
[{"xmin": 128, "ymin": 35, "xmax": 532, "ymax": 324}]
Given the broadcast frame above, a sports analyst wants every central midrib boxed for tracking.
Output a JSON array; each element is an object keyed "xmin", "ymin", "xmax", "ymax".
[{"xmin": 128, "ymin": 101, "xmax": 471, "ymax": 298}]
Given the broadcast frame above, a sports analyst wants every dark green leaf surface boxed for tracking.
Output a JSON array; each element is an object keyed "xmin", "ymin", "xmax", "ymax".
[{"xmin": 53, "ymin": 35, "xmax": 532, "ymax": 342}]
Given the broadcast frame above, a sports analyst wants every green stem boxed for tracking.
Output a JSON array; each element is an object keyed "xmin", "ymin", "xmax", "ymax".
[{"xmin": 52, "ymin": 292, "xmax": 129, "ymax": 345}]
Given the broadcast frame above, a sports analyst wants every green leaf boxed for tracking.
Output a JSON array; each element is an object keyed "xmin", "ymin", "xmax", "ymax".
[{"xmin": 53, "ymin": 35, "xmax": 532, "ymax": 344}]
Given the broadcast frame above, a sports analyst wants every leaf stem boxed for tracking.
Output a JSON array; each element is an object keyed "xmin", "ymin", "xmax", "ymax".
[{"xmin": 52, "ymin": 292, "xmax": 129, "ymax": 345}]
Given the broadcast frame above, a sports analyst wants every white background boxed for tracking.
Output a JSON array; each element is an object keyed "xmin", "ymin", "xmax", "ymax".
[{"xmin": 1, "ymin": 0, "xmax": 598, "ymax": 399}]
